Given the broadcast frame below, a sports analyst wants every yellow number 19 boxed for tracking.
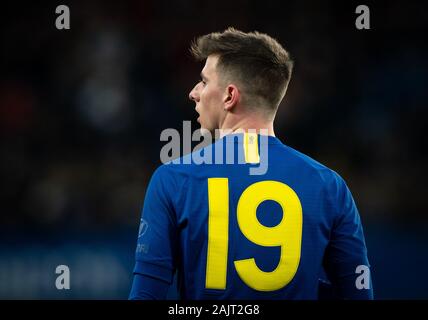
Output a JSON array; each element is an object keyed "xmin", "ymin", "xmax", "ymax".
[{"xmin": 206, "ymin": 178, "xmax": 303, "ymax": 291}]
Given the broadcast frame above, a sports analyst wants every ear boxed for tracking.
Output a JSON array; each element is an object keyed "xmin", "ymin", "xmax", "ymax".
[{"xmin": 223, "ymin": 84, "xmax": 240, "ymax": 111}]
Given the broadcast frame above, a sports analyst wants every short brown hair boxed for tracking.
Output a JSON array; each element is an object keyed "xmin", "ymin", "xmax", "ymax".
[{"xmin": 190, "ymin": 27, "xmax": 293, "ymax": 115}]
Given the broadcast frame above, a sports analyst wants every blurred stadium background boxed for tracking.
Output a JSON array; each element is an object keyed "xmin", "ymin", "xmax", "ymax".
[{"xmin": 0, "ymin": 0, "xmax": 427, "ymax": 299}]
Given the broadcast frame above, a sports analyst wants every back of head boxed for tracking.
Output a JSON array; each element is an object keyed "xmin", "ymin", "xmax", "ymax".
[{"xmin": 190, "ymin": 27, "xmax": 294, "ymax": 118}]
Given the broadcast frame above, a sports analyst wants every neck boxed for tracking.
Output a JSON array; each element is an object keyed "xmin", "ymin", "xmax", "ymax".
[{"xmin": 218, "ymin": 114, "xmax": 275, "ymax": 138}]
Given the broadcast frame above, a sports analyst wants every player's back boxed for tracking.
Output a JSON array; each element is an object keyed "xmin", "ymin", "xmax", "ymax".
[
  {"xmin": 156, "ymin": 133, "xmax": 368, "ymax": 299},
  {"xmin": 134, "ymin": 133, "xmax": 371, "ymax": 299}
]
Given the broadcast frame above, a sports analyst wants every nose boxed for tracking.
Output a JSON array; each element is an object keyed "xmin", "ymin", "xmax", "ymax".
[{"xmin": 189, "ymin": 83, "xmax": 200, "ymax": 102}]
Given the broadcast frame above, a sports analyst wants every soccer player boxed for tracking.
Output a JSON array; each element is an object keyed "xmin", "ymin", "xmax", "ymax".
[{"xmin": 129, "ymin": 28, "xmax": 373, "ymax": 300}]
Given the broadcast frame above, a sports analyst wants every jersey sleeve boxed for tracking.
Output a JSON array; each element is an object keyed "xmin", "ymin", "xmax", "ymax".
[
  {"xmin": 323, "ymin": 173, "xmax": 374, "ymax": 299},
  {"xmin": 129, "ymin": 273, "xmax": 171, "ymax": 300},
  {"xmin": 131, "ymin": 165, "xmax": 178, "ymax": 291}
]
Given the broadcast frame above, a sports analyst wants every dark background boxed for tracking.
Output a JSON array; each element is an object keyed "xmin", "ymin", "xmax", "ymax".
[{"xmin": 0, "ymin": 0, "xmax": 427, "ymax": 298}]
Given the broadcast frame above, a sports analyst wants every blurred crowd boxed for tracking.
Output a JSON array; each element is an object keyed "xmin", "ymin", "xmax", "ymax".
[{"xmin": 1, "ymin": 0, "xmax": 427, "ymax": 232}]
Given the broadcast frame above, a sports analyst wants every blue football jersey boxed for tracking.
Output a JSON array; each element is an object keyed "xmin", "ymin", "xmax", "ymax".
[{"xmin": 131, "ymin": 133, "xmax": 372, "ymax": 299}]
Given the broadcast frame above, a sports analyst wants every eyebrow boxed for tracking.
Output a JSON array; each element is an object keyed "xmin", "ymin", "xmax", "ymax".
[{"xmin": 200, "ymin": 72, "xmax": 208, "ymax": 81}]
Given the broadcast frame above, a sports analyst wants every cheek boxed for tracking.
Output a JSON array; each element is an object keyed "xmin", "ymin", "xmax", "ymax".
[
  {"xmin": 200, "ymin": 88, "xmax": 210, "ymax": 103},
  {"xmin": 200, "ymin": 90, "xmax": 212, "ymax": 112},
  {"xmin": 201, "ymin": 88, "xmax": 220, "ymax": 111}
]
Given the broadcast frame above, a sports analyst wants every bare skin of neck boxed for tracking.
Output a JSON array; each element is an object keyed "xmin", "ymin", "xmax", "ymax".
[{"xmin": 217, "ymin": 109, "xmax": 276, "ymax": 138}]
